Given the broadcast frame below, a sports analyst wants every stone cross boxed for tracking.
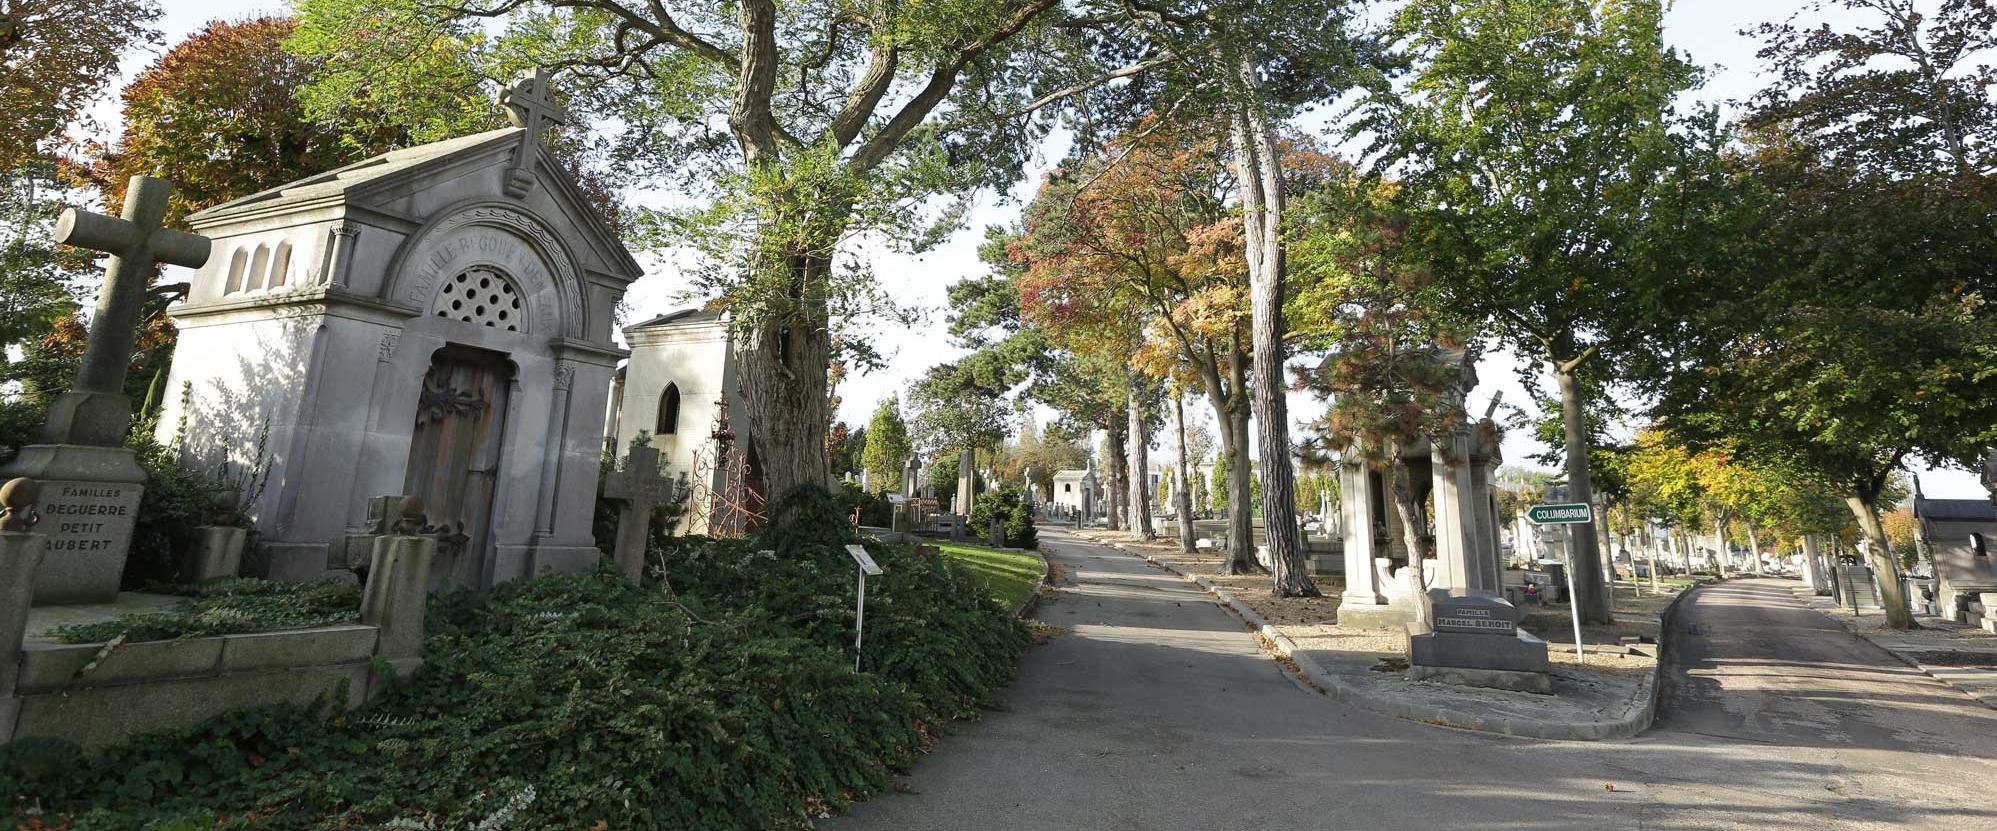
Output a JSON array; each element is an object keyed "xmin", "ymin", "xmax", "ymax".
[
  {"xmin": 47, "ymin": 176, "xmax": 210, "ymax": 445},
  {"xmin": 499, "ymin": 68, "xmax": 567, "ymax": 197},
  {"xmin": 602, "ymin": 444, "xmax": 672, "ymax": 582}
]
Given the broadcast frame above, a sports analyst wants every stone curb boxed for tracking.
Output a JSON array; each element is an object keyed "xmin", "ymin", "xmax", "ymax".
[
  {"xmin": 1788, "ymin": 585, "xmax": 1997, "ymax": 711},
  {"xmin": 1074, "ymin": 531, "xmax": 1662, "ymax": 742},
  {"xmin": 1010, "ymin": 548, "xmax": 1052, "ymax": 620}
]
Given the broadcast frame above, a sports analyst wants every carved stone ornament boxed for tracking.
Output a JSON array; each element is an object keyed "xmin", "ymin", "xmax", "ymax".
[{"xmin": 1, "ymin": 477, "xmax": 40, "ymax": 532}]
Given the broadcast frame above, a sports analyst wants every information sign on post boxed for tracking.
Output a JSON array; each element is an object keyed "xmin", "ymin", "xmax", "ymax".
[
  {"xmin": 846, "ymin": 545, "xmax": 884, "ymax": 672},
  {"xmin": 1526, "ymin": 503, "xmax": 1593, "ymax": 525},
  {"xmin": 1527, "ymin": 503, "xmax": 1593, "ymax": 663}
]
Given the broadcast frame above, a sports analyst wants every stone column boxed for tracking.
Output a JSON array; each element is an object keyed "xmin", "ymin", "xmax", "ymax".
[
  {"xmin": 1429, "ymin": 431, "xmax": 1493, "ymax": 595},
  {"xmin": 956, "ymin": 448, "xmax": 975, "ymax": 516},
  {"xmin": 1339, "ymin": 458, "xmax": 1384, "ymax": 606},
  {"xmin": 2, "ymin": 479, "xmax": 48, "ymax": 739}
]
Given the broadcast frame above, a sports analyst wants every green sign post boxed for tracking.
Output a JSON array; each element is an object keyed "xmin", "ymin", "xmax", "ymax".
[{"xmin": 1526, "ymin": 502, "xmax": 1593, "ymax": 525}]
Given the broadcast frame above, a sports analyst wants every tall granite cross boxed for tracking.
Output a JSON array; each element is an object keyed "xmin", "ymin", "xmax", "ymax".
[
  {"xmin": 45, "ymin": 176, "xmax": 210, "ymax": 445},
  {"xmin": 602, "ymin": 444, "xmax": 672, "ymax": 582},
  {"xmin": 498, "ymin": 68, "xmax": 567, "ymax": 197}
]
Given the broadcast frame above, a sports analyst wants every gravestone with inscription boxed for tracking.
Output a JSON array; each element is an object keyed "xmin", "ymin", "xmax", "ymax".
[
  {"xmin": 1405, "ymin": 589, "xmax": 1552, "ymax": 694},
  {"xmin": 149, "ymin": 68, "xmax": 643, "ymax": 589},
  {"xmin": 3, "ymin": 176, "xmax": 211, "ymax": 604}
]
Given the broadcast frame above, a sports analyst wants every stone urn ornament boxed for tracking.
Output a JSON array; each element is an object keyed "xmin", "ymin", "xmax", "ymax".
[{"xmin": 0, "ymin": 477, "xmax": 40, "ymax": 532}]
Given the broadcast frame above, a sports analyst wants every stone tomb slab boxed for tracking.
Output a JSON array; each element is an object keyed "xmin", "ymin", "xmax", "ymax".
[
  {"xmin": 1407, "ymin": 589, "xmax": 1551, "ymax": 694},
  {"xmin": 32, "ymin": 478, "xmax": 144, "ymax": 604}
]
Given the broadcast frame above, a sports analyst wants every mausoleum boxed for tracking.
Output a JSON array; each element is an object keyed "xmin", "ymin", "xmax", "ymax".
[{"xmin": 154, "ymin": 72, "xmax": 640, "ymax": 588}]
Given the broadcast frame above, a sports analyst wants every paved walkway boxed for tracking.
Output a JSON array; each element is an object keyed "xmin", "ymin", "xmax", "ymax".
[{"xmin": 823, "ymin": 532, "xmax": 1997, "ymax": 830}]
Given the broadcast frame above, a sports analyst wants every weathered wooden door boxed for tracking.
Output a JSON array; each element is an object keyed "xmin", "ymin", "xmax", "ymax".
[{"xmin": 404, "ymin": 346, "xmax": 510, "ymax": 587}]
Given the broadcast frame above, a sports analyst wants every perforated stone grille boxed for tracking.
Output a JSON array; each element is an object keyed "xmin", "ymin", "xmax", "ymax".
[{"xmin": 433, "ymin": 267, "xmax": 523, "ymax": 331}]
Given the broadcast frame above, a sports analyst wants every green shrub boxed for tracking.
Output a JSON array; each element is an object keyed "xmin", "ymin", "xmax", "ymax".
[
  {"xmin": 836, "ymin": 481, "xmax": 894, "ymax": 527},
  {"xmin": 4, "ymin": 489, "xmax": 1029, "ymax": 830},
  {"xmin": 1005, "ymin": 492, "xmax": 1038, "ymax": 550},
  {"xmin": 970, "ymin": 487, "xmax": 1036, "ymax": 549}
]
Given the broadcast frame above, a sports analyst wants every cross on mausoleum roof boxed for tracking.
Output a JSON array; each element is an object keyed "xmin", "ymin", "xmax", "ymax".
[{"xmin": 498, "ymin": 68, "xmax": 567, "ymax": 197}]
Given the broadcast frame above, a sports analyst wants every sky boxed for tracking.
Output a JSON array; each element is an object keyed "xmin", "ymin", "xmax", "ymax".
[{"xmin": 110, "ymin": 1, "xmax": 1991, "ymax": 499}]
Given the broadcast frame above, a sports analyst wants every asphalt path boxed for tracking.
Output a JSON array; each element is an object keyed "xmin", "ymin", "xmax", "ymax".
[{"xmin": 822, "ymin": 531, "xmax": 1997, "ymax": 830}]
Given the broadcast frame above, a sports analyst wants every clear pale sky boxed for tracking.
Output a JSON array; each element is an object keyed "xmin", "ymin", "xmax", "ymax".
[{"xmin": 119, "ymin": 1, "xmax": 1989, "ymax": 498}]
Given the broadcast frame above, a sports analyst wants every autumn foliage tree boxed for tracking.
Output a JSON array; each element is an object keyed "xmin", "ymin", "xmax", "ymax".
[
  {"xmin": 0, "ymin": 0, "xmax": 159, "ymax": 171},
  {"xmin": 88, "ymin": 17, "xmax": 364, "ymax": 226},
  {"xmin": 1012, "ymin": 119, "xmax": 1263, "ymax": 560}
]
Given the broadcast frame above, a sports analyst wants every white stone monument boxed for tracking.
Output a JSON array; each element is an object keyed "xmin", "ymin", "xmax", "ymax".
[{"xmin": 154, "ymin": 70, "xmax": 641, "ymax": 588}]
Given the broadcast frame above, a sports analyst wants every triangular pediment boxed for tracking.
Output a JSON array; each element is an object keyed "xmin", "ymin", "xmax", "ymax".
[{"xmin": 188, "ymin": 128, "xmax": 641, "ymax": 282}]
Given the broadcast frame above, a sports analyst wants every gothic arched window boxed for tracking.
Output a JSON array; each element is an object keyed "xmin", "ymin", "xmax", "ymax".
[{"xmin": 657, "ymin": 383, "xmax": 681, "ymax": 435}]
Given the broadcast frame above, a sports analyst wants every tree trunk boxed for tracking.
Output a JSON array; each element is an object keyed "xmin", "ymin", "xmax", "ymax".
[
  {"xmin": 1846, "ymin": 493, "xmax": 1915, "ymax": 629},
  {"xmin": 1127, "ymin": 387, "xmax": 1153, "ymax": 540},
  {"xmin": 1646, "ymin": 532, "xmax": 1661, "ymax": 594},
  {"xmin": 1230, "ymin": 62, "xmax": 1314, "ymax": 599},
  {"xmin": 1552, "ymin": 363, "xmax": 1611, "ymax": 622},
  {"xmin": 737, "ymin": 256, "xmax": 832, "ymax": 518},
  {"xmin": 1386, "ymin": 445, "xmax": 1431, "ymax": 626},
  {"xmin": 1106, "ymin": 418, "xmax": 1127, "ymax": 532},
  {"xmin": 1746, "ymin": 522, "xmax": 1764, "ymax": 576},
  {"xmin": 1218, "ymin": 406, "xmax": 1258, "ymax": 574},
  {"xmin": 1173, "ymin": 391, "xmax": 1197, "ymax": 554}
]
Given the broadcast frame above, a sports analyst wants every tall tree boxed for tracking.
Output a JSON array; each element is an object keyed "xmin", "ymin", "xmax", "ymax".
[
  {"xmin": 293, "ymin": 0, "xmax": 1169, "ymax": 505},
  {"xmin": 1292, "ymin": 173, "xmax": 1470, "ymax": 625},
  {"xmin": 0, "ymin": 0, "xmax": 159, "ymax": 170},
  {"xmin": 861, "ymin": 396, "xmax": 911, "ymax": 494},
  {"xmin": 1648, "ymin": 0, "xmax": 1997, "ymax": 628},
  {"xmin": 87, "ymin": 17, "xmax": 364, "ymax": 226},
  {"xmin": 1015, "ymin": 119, "xmax": 1264, "ymax": 564},
  {"xmin": 1357, "ymin": 0, "xmax": 1722, "ymax": 623}
]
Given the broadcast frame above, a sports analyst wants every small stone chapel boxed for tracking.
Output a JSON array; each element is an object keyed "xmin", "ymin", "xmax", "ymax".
[
  {"xmin": 154, "ymin": 71, "xmax": 641, "ymax": 588},
  {"xmin": 602, "ymin": 307, "xmax": 762, "ymax": 536}
]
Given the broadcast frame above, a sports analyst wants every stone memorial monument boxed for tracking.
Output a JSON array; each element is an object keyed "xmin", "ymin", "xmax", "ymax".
[
  {"xmin": 151, "ymin": 69, "xmax": 641, "ymax": 588},
  {"xmin": 1406, "ymin": 589, "xmax": 1551, "ymax": 693},
  {"xmin": 1336, "ymin": 349, "xmax": 1505, "ymax": 629},
  {"xmin": 2, "ymin": 176, "xmax": 212, "ymax": 604}
]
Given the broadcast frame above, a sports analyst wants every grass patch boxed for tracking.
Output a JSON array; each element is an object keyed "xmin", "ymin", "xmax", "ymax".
[{"xmin": 932, "ymin": 541, "xmax": 1045, "ymax": 611}]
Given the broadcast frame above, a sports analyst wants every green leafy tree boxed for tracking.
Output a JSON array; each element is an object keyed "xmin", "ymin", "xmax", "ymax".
[
  {"xmin": 290, "ymin": 0, "xmax": 1175, "ymax": 505},
  {"xmin": 1293, "ymin": 173, "xmax": 1470, "ymax": 624},
  {"xmin": 1648, "ymin": 0, "xmax": 1997, "ymax": 628},
  {"xmin": 861, "ymin": 397, "xmax": 910, "ymax": 494},
  {"xmin": 1356, "ymin": 0, "xmax": 1724, "ymax": 623}
]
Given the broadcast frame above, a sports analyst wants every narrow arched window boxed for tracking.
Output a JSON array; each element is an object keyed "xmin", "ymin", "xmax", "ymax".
[
  {"xmin": 225, "ymin": 249, "xmax": 247, "ymax": 294},
  {"xmin": 246, "ymin": 244, "xmax": 270, "ymax": 291},
  {"xmin": 268, "ymin": 242, "xmax": 291, "ymax": 288},
  {"xmin": 657, "ymin": 383, "xmax": 680, "ymax": 435}
]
